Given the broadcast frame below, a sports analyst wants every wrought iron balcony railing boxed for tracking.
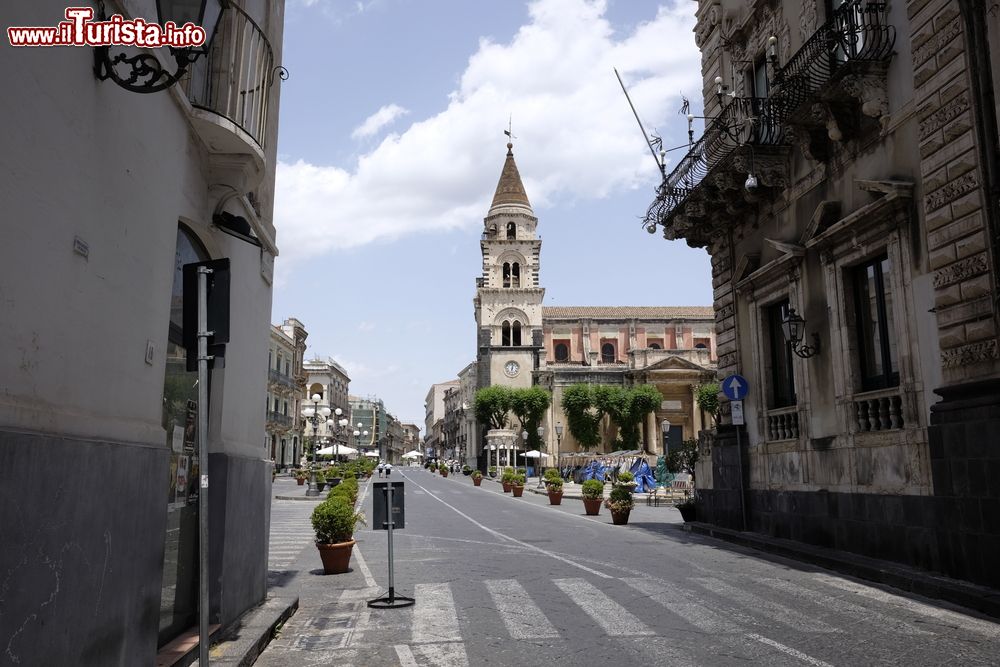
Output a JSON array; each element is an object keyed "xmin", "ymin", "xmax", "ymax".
[
  {"xmin": 267, "ymin": 412, "xmax": 293, "ymax": 429},
  {"xmin": 184, "ymin": 3, "xmax": 280, "ymax": 150},
  {"xmin": 645, "ymin": 96, "xmax": 785, "ymax": 230},
  {"xmin": 268, "ymin": 368, "xmax": 296, "ymax": 390},
  {"xmin": 774, "ymin": 0, "xmax": 895, "ymax": 114},
  {"xmin": 645, "ymin": 1, "xmax": 895, "ymax": 238}
]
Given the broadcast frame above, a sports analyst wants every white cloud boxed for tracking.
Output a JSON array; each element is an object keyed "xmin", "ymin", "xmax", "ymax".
[
  {"xmin": 351, "ymin": 104, "xmax": 410, "ymax": 140},
  {"xmin": 274, "ymin": 0, "xmax": 700, "ymax": 265},
  {"xmin": 357, "ymin": 321, "xmax": 376, "ymax": 332}
]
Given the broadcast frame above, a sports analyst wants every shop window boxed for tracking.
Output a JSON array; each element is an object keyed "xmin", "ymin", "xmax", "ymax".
[
  {"xmin": 765, "ymin": 300, "xmax": 796, "ymax": 408},
  {"xmin": 853, "ymin": 255, "xmax": 898, "ymax": 391}
]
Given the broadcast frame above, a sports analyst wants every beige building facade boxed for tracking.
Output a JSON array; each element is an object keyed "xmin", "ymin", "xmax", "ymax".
[
  {"xmin": 303, "ymin": 357, "xmax": 351, "ymax": 455},
  {"xmin": 266, "ymin": 318, "xmax": 307, "ymax": 468},
  {"xmin": 650, "ymin": 0, "xmax": 1000, "ymax": 588}
]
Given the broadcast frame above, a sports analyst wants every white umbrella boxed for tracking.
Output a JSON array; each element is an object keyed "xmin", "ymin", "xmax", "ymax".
[
  {"xmin": 364, "ymin": 451, "xmax": 380, "ymax": 458},
  {"xmin": 523, "ymin": 450, "xmax": 550, "ymax": 459},
  {"xmin": 316, "ymin": 445, "xmax": 357, "ymax": 456},
  {"xmin": 401, "ymin": 450, "xmax": 423, "ymax": 459}
]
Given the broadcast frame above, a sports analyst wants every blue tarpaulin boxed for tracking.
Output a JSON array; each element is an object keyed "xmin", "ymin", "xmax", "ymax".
[
  {"xmin": 581, "ymin": 460, "xmax": 606, "ymax": 482},
  {"xmin": 629, "ymin": 458, "xmax": 657, "ymax": 493}
]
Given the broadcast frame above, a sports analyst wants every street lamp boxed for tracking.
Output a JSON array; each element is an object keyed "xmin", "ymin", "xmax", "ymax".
[
  {"xmin": 300, "ymin": 393, "xmax": 331, "ymax": 496},
  {"xmin": 354, "ymin": 426, "xmax": 369, "ymax": 456},
  {"xmin": 94, "ymin": 0, "xmax": 225, "ymax": 94},
  {"xmin": 781, "ymin": 307, "xmax": 821, "ymax": 358},
  {"xmin": 555, "ymin": 422, "xmax": 563, "ymax": 481},
  {"xmin": 521, "ymin": 429, "xmax": 528, "ymax": 474},
  {"xmin": 536, "ymin": 425, "xmax": 545, "ymax": 488},
  {"xmin": 661, "ymin": 419, "xmax": 672, "ymax": 456}
]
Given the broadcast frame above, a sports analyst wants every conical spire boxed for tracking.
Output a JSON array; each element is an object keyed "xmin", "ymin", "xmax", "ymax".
[{"xmin": 488, "ymin": 143, "xmax": 533, "ymax": 215}]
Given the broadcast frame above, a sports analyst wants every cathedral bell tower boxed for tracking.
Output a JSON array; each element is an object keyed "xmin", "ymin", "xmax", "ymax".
[{"xmin": 474, "ymin": 141, "xmax": 545, "ymax": 392}]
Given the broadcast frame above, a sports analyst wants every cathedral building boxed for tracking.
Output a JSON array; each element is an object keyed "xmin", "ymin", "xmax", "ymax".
[{"xmin": 472, "ymin": 142, "xmax": 717, "ymax": 467}]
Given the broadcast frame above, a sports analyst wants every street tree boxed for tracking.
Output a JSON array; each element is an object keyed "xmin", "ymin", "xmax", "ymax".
[
  {"xmin": 561, "ymin": 384, "xmax": 605, "ymax": 449},
  {"xmin": 508, "ymin": 386, "xmax": 551, "ymax": 449},
  {"xmin": 474, "ymin": 385, "xmax": 513, "ymax": 430}
]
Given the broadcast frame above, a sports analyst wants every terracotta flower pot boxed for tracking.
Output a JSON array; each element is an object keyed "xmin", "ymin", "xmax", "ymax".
[
  {"xmin": 512, "ymin": 485, "xmax": 524, "ymax": 497},
  {"xmin": 473, "ymin": 477, "xmax": 482, "ymax": 486},
  {"xmin": 502, "ymin": 482, "xmax": 512, "ymax": 493},
  {"xmin": 317, "ymin": 539, "xmax": 356, "ymax": 574},
  {"xmin": 441, "ymin": 470, "xmax": 448, "ymax": 477},
  {"xmin": 610, "ymin": 508, "xmax": 631, "ymax": 525},
  {"xmin": 297, "ymin": 478, "xmax": 305, "ymax": 486},
  {"xmin": 582, "ymin": 497, "xmax": 602, "ymax": 516},
  {"xmin": 548, "ymin": 490, "xmax": 563, "ymax": 505}
]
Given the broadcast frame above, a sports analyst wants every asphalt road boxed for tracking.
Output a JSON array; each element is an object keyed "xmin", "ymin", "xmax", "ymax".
[{"xmin": 256, "ymin": 469, "xmax": 1000, "ymax": 666}]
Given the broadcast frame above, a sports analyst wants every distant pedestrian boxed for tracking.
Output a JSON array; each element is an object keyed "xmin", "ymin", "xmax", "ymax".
[
  {"xmin": 385, "ymin": 463, "xmax": 393, "ymax": 477},
  {"xmin": 377, "ymin": 463, "xmax": 384, "ymax": 478}
]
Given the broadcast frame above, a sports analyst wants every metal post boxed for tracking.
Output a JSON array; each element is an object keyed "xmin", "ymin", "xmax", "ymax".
[
  {"xmin": 306, "ymin": 412, "xmax": 319, "ymax": 497},
  {"xmin": 736, "ymin": 426, "xmax": 747, "ymax": 531},
  {"xmin": 196, "ymin": 266, "xmax": 212, "ymax": 666},
  {"xmin": 386, "ymin": 480, "xmax": 395, "ymax": 603}
]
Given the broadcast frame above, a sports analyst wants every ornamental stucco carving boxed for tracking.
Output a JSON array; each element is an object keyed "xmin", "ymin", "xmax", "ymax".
[
  {"xmin": 918, "ymin": 92, "xmax": 970, "ymax": 140},
  {"xmin": 925, "ymin": 171, "xmax": 979, "ymax": 212},
  {"xmin": 932, "ymin": 254, "xmax": 989, "ymax": 288},
  {"xmin": 799, "ymin": 0, "xmax": 817, "ymax": 42},
  {"xmin": 941, "ymin": 339, "xmax": 999, "ymax": 368}
]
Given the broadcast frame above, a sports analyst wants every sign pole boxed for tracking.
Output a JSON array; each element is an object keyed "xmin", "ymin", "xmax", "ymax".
[
  {"xmin": 722, "ymin": 375, "xmax": 750, "ymax": 533},
  {"xmin": 386, "ymin": 481, "xmax": 396, "ymax": 604},
  {"xmin": 368, "ymin": 474, "xmax": 414, "ymax": 609},
  {"xmin": 197, "ymin": 266, "xmax": 212, "ymax": 666}
]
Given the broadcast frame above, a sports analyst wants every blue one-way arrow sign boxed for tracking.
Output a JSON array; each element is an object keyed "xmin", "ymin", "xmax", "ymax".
[{"xmin": 722, "ymin": 374, "xmax": 749, "ymax": 401}]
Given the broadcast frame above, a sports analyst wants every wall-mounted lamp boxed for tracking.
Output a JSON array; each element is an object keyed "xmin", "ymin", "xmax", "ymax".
[
  {"xmin": 781, "ymin": 308, "xmax": 821, "ymax": 358},
  {"xmin": 767, "ymin": 35, "xmax": 778, "ymax": 62},
  {"xmin": 94, "ymin": 0, "xmax": 225, "ymax": 94}
]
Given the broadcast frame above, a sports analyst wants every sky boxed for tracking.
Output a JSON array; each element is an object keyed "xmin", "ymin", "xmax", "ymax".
[{"xmin": 271, "ymin": 0, "xmax": 713, "ymax": 428}]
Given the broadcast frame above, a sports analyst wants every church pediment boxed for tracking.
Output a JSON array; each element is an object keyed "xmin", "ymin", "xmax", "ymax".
[{"xmin": 636, "ymin": 354, "xmax": 714, "ymax": 372}]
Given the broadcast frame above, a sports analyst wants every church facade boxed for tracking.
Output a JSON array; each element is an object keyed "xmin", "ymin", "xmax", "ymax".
[{"xmin": 472, "ymin": 143, "xmax": 717, "ymax": 467}]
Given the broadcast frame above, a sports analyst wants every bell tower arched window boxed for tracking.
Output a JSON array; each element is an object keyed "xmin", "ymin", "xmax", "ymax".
[
  {"xmin": 512, "ymin": 262, "xmax": 520, "ymax": 288},
  {"xmin": 601, "ymin": 342, "xmax": 616, "ymax": 363},
  {"xmin": 503, "ymin": 262, "xmax": 511, "ymax": 288},
  {"xmin": 502, "ymin": 321, "xmax": 511, "ymax": 346},
  {"xmin": 507, "ymin": 222, "xmax": 516, "ymax": 239},
  {"xmin": 513, "ymin": 321, "xmax": 522, "ymax": 346}
]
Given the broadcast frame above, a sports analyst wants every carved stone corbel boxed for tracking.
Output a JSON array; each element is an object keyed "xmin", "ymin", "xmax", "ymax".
[{"xmin": 840, "ymin": 72, "xmax": 889, "ymax": 123}]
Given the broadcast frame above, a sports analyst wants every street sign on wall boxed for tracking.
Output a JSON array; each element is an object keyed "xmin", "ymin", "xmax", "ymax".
[{"xmin": 721, "ymin": 374, "xmax": 749, "ymax": 401}]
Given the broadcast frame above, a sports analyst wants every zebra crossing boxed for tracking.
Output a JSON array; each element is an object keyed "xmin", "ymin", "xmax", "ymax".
[
  {"xmin": 284, "ymin": 568, "xmax": 1000, "ymax": 666},
  {"xmin": 268, "ymin": 498, "xmax": 316, "ymax": 570}
]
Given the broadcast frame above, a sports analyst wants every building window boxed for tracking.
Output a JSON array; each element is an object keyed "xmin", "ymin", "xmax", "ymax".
[
  {"xmin": 554, "ymin": 341, "xmax": 569, "ymax": 362},
  {"xmin": 749, "ymin": 55, "xmax": 768, "ymax": 98},
  {"xmin": 853, "ymin": 255, "xmax": 898, "ymax": 391},
  {"xmin": 268, "ymin": 350, "xmax": 272, "ymax": 369},
  {"xmin": 765, "ymin": 300, "xmax": 796, "ymax": 408},
  {"xmin": 601, "ymin": 342, "xmax": 616, "ymax": 363},
  {"xmin": 502, "ymin": 321, "xmax": 511, "ymax": 346},
  {"xmin": 507, "ymin": 221, "xmax": 516, "ymax": 239},
  {"xmin": 503, "ymin": 262, "xmax": 511, "ymax": 288},
  {"xmin": 647, "ymin": 339, "xmax": 663, "ymax": 350},
  {"xmin": 511, "ymin": 262, "xmax": 520, "ymax": 288},
  {"xmin": 512, "ymin": 321, "xmax": 522, "ymax": 346}
]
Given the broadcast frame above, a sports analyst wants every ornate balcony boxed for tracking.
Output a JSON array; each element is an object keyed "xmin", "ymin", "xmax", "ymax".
[
  {"xmin": 645, "ymin": 1, "xmax": 895, "ymax": 245},
  {"xmin": 645, "ymin": 96, "xmax": 788, "ymax": 247},
  {"xmin": 182, "ymin": 3, "xmax": 281, "ymax": 190}
]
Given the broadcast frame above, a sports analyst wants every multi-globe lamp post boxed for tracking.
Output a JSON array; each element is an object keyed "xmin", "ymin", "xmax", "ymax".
[
  {"xmin": 354, "ymin": 423, "xmax": 370, "ymax": 457},
  {"xmin": 301, "ymin": 394, "xmax": 332, "ymax": 497}
]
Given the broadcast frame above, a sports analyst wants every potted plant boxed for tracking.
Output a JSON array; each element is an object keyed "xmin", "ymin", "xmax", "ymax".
[
  {"xmin": 676, "ymin": 494, "xmax": 697, "ymax": 522},
  {"xmin": 501, "ymin": 468, "xmax": 514, "ymax": 493},
  {"xmin": 315, "ymin": 469, "xmax": 327, "ymax": 492},
  {"xmin": 605, "ymin": 471, "xmax": 636, "ymax": 525},
  {"xmin": 511, "ymin": 473, "xmax": 526, "ymax": 497},
  {"xmin": 581, "ymin": 479, "xmax": 604, "ymax": 515},
  {"xmin": 472, "ymin": 470, "xmax": 483, "ymax": 487},
  {"xmin": 462, "ymin": 465, "xmax": 472, "ymax": 476},
  {"xmin": 440, "ymin": 463, "xmax": 449, "ymax": 478},
  {"xmin": 311, "ymin": 496, "xmax": 366, "ymax": 574},
  {"xmin": 295, "ymin": 470, "xmax": 307, "ymax": 486},
  {"xmin": 547, "ymin": 476, "xmax": 564, "ymax": 505},
  {"xmin": 488, "ymin": 466, "xmax": 497, "ymax": 478}
]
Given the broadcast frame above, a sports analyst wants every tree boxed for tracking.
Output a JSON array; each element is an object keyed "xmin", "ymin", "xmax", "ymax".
[
  {"xmin": 665, "ymin": 438, "xmax": 700, "ymax": 482},
  {"xmin": 561, "ymin": 384, "xmax": 604, "ymax": 449},
  {"xmin": 595, "ymin": 384, "xmax": 663, "ymax": 451},
  {"xmin": 508, "ymin": 386, "xmax": 551, "ymax": 449},
  {"xmin": 474, "ymin": 386, "xmax": 512, "ymax": 430},
  {"xmin": 695, "ymin": 382, "xmax": 720, "ymax": 423}
]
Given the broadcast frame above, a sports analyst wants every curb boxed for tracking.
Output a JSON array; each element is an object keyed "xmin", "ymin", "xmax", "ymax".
[
  {"xmin": 205, "ymin": 595, "xmax": 299, "ymax": 666},
  {"xmin": 274, "ymin": 494, "xmax": 326, "ymax": 501},
  {"xmin": 680, "ymin": 521, "xmax": 1000, "ymax": 620}
]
